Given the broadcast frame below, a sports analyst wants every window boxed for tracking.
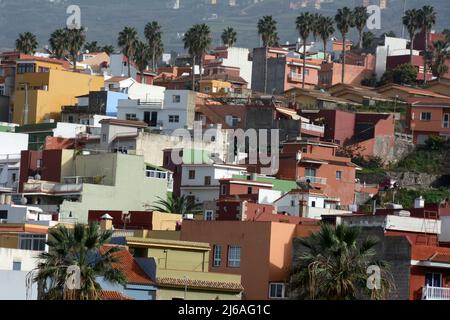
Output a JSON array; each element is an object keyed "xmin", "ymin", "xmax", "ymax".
[
  {"xmin": 17, "ymin": 63, "xmax": 36, "ymax": 74},
  {"xmin": 13, "ymin": 261, "xmax": 22, "ymax": 271},
  {"xmin": 443, "ymin": 113, "xmax": 449, "ymax": 128},
  {"xmin": 102, "ymin": 134, "xmax": 107, "ymax": 142},
  {"xmin": 68, "ymin": 115, "xmax": 74, "ymax": 123},
  {"xmin": 204, "ymin": 176, "xmax": 211, "ymax": 186},
  {"xmin": 425, "ymin": 272, "xmax": 442, "ymax": 287},
  {"xmin": 305, "ymin": 167, "xmax": 316, "ymax": 178},
  {"xmin": 203, "ymin": 86, "xmax": 211, "ymax": 93},
  {"xmin": 221, "ymin": 184, "xmax": 227, "ymax": 195},
  {"xmin": 205, "ymin": 210, "xmax": 214, "ymax": 221},
  {"xmin": 11, "ymin": 173, "xmax": 17, "ymax": 182},
  {"xmin": 188, "ymin": 170, "xmax": 196, "ymax": 180},
  {"xmin": 0, "ymin": 210, "xmax": 7, "ymax": 220},
  {"xmin": 169, "ymin": 115, "xmax": 180, "ymax": 123},
  {"xmin": 126, "ymin": 113, "xmax": 137, "ymax": 121},
  {"xmin": 38, "ymin": 67, "xmax": 49, "ymax": 73},
  {"xmin": 20, "ymin": 234, "xmax": 46, "ymax": 251},
  {"xmin": 420, "ymin": 112, "xmax": 432, "ymax": 121},
  {"xmin": 247, "ymin": 187, "xmax": 252, "ymax": 195},
  {"xmin": 336, "ymin": 171, "xmax": 342, "ymax": 180},
  {"xmin": 290, "ymin": 200, "xmax": 295, "ymax": 207},
  {"xmin": 0, "ymin": 86, "xmax": 4, "ymax": 96},
  {"xmin": 173, "ymin": 95, "xmax": 181, "ymax": 103},
  {"xmin": 228, "ymin": 246, "xmax": 241, "ymax": 268},
  {"xmin": 302, "ymin": 147, "xmax": 307, "ymax": 153},
  {"xmin": 269, "ymin": 283, "xmax": 287, "ymax": 299},
  {"xmin": 36, "ymin": 159, "xmax": 42, "ymax": 168},
  {"xmin": 213, "ymin": 245, "xmax": 222, "ymax": 266},
  {"xmin": 311, "ymin": 201, "xmax": 316, "ymax": 208}
]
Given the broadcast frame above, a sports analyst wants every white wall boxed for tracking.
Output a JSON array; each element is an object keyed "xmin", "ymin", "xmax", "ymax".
[
  {"xmin": 275, "ymin": 193, "xmax": 326, "ymax": 216},
  {"xmin": 440, "ymin": 216, "xmax": 450, "ymax": 242},
  {"xmin": 375, "ymin": 37, "xmax": 408, "ymax": 79},
  {"xmin": 128, "ymin": 83, "xmax": 165, "ymax": 102},
  {"xmin": 222, "ymin": 47, "xmax": 253, "ymax": 88},
  {"xmin": 258, "ymin": 189, "xmax": 282, "ymax": 205},
  {"xmin": 0, "ymin": 248, "xmax": 40, "ymax": 271},
  {"xmin": 109, "ymin": 53, "xmax": 138, "ymax": 78},
  {"xmin": 54, "ymin": 123, "xmax": 87, "ymax": 138},
  {"xmin": 0, "ymin": 271, "xmax": 38, "ymax": 300},
  {"xmin": 0, "ymin": 132, "xmax": 28, "ymax": 156}
]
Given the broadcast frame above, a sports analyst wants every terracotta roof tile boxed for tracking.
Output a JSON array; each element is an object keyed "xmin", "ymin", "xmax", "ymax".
[
  {"xmin": 157, "ymin": 277, "xmax": 243, "ymax": 292},
  {"xmin": 99, "ymin": 290, "xmax": 134, "ymax": 300}
]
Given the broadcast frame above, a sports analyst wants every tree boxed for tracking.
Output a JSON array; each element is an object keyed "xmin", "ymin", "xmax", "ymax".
[
  {"xmin": 118, "ymin": 26, "xmax": 139, "ymax": 77},
  {"xmin": 16, "ymin": 32, "xmax": 38, "ymax": 55},
  {"xmin": 144, "ymin": 21, "xmax": 164, "ymax": 71},
  {"xmin": 49, "ymin": 29, "xmax": 67, "ymax": 59},
  {"xmin": 311, "ymin": 13, "xmax": 321, "ymax": 42},
  {"xmin": 296, "ymin": 12, "xmax": 315, "ymax": 89},
  {"xmin": 403, "ymin": 9, "xmax": 421, "ymax": 64},
  {"xmin": 221, "ymin": 27, "xmax": 237, "ymax": 47},
  {"xmin": 134, "ymin": 41, "xmax": 151, "ymax": 83},
  {"xmin": 431, "ymin": 39, "xmax": 450, "ymax": 79},
  {"xmin": 379, "ymin": 63, "xmax": 418, "ymax": 86},
  {"xmin": 418, "ymin": 6, "xmax": 437, "ymax": 84},
  {"xmin": 353, "ymin": 6, "xmax": 369, "ymax": 49},
  {"xmin": 290, "ymin": 223, "xmax": 393, "ymax": 300},
  {"xmin": 101, "ymin": 45, "xmax": 115, "ymax": 56},
  {"xmin": 33, "ymin": 223, "xmax": 126, "ymax": 300},
  {"xmin": 317, "ymin": 16, "xmax": 335, "ymax": 60},
  {"xmin": 65, "ymin": 27, "xmax": 86, "ymax": 72},
  {"xmin": 150, "ymin": 195, "xmax": 201, "ymax": 215},
  {"xmin": 335, "ymin": 7, "xmax": 355, "ymax": 84},
  {"xmin": 84, "ymin": 41, "xmax": 101, "ymax": 53},
  {"xmin": 257, "ymin": 15, "xmax": 279, "ymax": 93},
  {"xmin": 362, "ymin": 31, "xmax": 375, "ymax": 49}
]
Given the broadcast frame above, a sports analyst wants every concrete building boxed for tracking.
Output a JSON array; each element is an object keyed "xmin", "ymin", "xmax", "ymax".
[
  {"xmin": 17, "ymin": 150, "xmax": 168, "ymax": 223},
  {"xmin": 208, "ymin": 47, "xmax": 253, "ymax": 88},
  {"xmin": 0, "ymin": 203, "xmax": 55, "ymax": 225},
  {"xmin": 375, "ymin": 36, "xmax": 410, "ymax": 79},
  {"xmin": 117, "ymin": 90, "xmax": 196, "ymax": 132},
  {"xmin": 180, "ymin": 220, "xmax": 319, "ymax": 300},
  {"xmin": 13, "ymin": 55, "xmax": 104, "ymax": 125}
]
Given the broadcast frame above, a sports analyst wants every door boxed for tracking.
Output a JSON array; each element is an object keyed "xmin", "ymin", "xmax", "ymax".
[
  {"xmin": 144, "ymin": 112, "xmax": 158, "ymax": 126},
  {"xmin": 425, "ymin": 272, "xmax": 442, "ymax": 287},
  {"xmin": 443, "ymin": 113, "xmax": 449, "ymax": 128}
]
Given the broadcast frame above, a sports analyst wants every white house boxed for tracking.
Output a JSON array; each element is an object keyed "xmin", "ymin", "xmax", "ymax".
[
  {"xmin": 117, "ymin": 89, "xmax": 196, "ymax": 132},
  {"xmin": 0, "ymin": 203, "xmax": 56, "ymax": 225},
  {"xmin": 210, "ymin": 47, "xmax": 253, "ymax": 88},
  {"xmin": 375, "ymin": 36, "xmax": 412, "ymax": 79},
  {"xmin": 0, "ymin": 132, "xmax": 27, "ymax": 193},
  {"xmin": 274, "ymin": 189, "xmax": 349, "ymax": 219},
  {"xmin": 105, "ymin": 76, "xmax": 165, "ymax": 102},
  {"xmin": 180, "ymin": 163, "xmax": 246, "ymax": 204}
]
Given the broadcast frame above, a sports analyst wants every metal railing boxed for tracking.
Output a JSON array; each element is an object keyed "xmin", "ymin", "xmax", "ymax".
[
  {"xmin": 288, "ymin": 72, "xmax": 303, "ymax": 82},
  {"xmin": 301, "ymin": 123, "xmax": 325, "ymax": 133},
  {"xmin": 298, "ymin": 176, "xmax": 327, "ymax": 185},
  {"xmin": 23, "ymin": 182, "xmax": 83, "ymax": 194},
  {"xmin": 422, "ymin": 286, "xmax": 450, "ymax": 300}
]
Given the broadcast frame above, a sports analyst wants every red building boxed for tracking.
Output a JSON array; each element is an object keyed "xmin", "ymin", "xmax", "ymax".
[
  {"xmin": 276, "ymin": 140, "xmax": 357, "ymax": 206},
  {"xmin": 406, "ymin": 97, "xmax": 450, "ymax": 144}
]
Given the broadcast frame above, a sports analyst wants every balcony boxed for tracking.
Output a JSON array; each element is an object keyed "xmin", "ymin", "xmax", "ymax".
[
  {"xmin": 422, "ymin": 286, "xmax": 450, "ymax": 300},
  {"xmin": 23, "ymin": 182, "xmax": 83, "ymax": 195},
  {"xmin": 288, "ymin": 72, "xmax": 303, "ymax": 82},
  {"xmin": 301, "ymin": 123, "xmax": 325, "ymax": 135},
  {"xmin": 146, "ymin": 170, "xmax": 174, "ymax": 192},
  {"xmin": 298, "ymin": 176, "xmax": 327, "ymax": 185}
]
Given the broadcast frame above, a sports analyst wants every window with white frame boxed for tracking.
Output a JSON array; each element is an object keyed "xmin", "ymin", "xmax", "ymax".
[
  {"xmin": 126, "ymin": 113, "xmax": 137, "ymax": 121},
  {"xmin": 420, "ymin": 112, "xmax": 432, "ymax": 121},
  {"xmin": 19, "ymin": 234, "xmax": 46, "ymax": 251},
  {"xmin": 173, "ymin": 95, "xmax": 181, "ymax": 103},
  {"xmin": 205, "ymin": 210, "xmax": 214, "ymax": 221},
  {"xmin": 443, "ymin": 113, "xmax": 449, "ymax": 128},
  {"xmin": 336, "ymin": 171, "xmax": 342, "ymax": 180},
  {"xmin": 213, "ymin": 245, "xmax": 222, "ymax": 267},
  {"xmin": 227, "ymin": 246, "xmax": 241, "ymax": 268},
  {"xmin": 13, "ymin": 261, "xmax": 22, "ymax": 271},
  {"xmin": 269, "ymin": 283, "xmax": 287, "ymax": 299}
]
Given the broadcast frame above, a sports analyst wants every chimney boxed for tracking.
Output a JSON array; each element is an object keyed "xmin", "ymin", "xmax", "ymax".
[{"xmin": 100, "ymin": 213, "xmax": 114, "ymax": 230}]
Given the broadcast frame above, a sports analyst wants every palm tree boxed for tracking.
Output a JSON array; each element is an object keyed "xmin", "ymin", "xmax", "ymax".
[
  {"xmin": 65, "ymin": 27, "xmax": 86, "ymax": 72},
  {"xmin": 317, "ymin": 16, "xmax": 335, "ymax": 61},
  {"xmin": 403, "ymin": 9, "xmax": 421, "ymax": 64},
  {"xmin": 257, "ymin": 16, "xmax": 279, "ymax": 93},
  {"xmin": 335, "ymin": 7, "xmax": 355, "ymax": 84},
  {"xmin": 311, "ymin": 13, "xmax": 321, "ymax": 42},
  {"xmin": 196, "ymin": 24, "xmax": 212, "ymax": 83},
  {"xmin": 290, "ymin": 223, "xmax": 393, "ymax": 300},
  {"xmin": 49, "ymin": 29, "xmax": 67, "ymax": 59},
  {"xmin": 150, "ymin": 195, "xmax": 201, "ymax": 215},
  {"xmin": 418, "ymin": 6, "xmax": 437, "ymax": 84},
  {"xmin": 84, "ymin": 41, "xmax": 101, "ymax": 53},
  {"xmin": 101, "ymin": 45, "xmax": 115, "ymax": 56},
  {"xmin": 33, "ymin": 223, "xmax": 126, "ymax": 300},
  {"xmin": 296, "ymin": 12, "xmax": 315, "ymax": 89},
  {"xmin": 431, "ymin": 39, "xmax": 450, "ymax": 79},
  {"xmin": 118, "ymin": 26, "xmax": 139, "ymax": 77},
  {"xmin": 362, "ymin": 31, "xmax": 375, "ymax": 49},
  {"xmin": 221, "ymin": 27, "xmax": 237, "ymax": 47},
  {"xmin": 144, "ymin": 21, "xmax": 164, "ymax": 71},
  {"xmin": 353, "ymin": 7, "xmax": 369, "ymax": 49},
  {"xmin": 16, "ymin": 32, "xmax": 38, "ymax": 55},
  {"xmin": 134, "ymin": 41, "xmax": 151, "ymax": 83}
]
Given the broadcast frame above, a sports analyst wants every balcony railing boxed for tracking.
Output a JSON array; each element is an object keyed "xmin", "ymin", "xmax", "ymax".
[
  {"xmin": 298, "ymin": 176, "xmax": 327, "ymax": 185},
  {"xmin": 422, "ymin": 286, "xmax": 450, "ymax": 300},
  {"xmin": 301, "ymin": 123, "xmax": 325, "ymax": 134},
  {"xmin": 23, "ymin": 182, "xmax": 83, "ymax": 195},
  {"xmin": 146, "ymin": 170, "xmax": 173, "ymax": 191},
  {"xmin": 288, "ymin": 72, "xmax": 303, "ymax": 82}
]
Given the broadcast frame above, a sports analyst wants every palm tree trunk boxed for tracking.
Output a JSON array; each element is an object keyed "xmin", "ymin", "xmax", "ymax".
[
  {"xmin": 323, "ymin": 39, "xmax": 327, "ymax": 61},
  {"xmin": 200, "ymin": 54, "xmax": 203, "ymax": 83},
  {"xmin": 152, "ymin": 46, "xmax": 156, "ymax": 72},
  {"xmin": 358, "ymin": 31, "xmax": 363, "ymax": 49},
  {"xmin": 192, "ymin": 55, "xmax": 196, "ymax": 91},
  {"xmin": 73, "ymin": 54, "xmax": 77, "ymax": 72},
  {"xmin": 341, "ymin": 35, "xmax": 346, "ymax": 84},
  {"xmin": 302, "ymin": 38, "xmax": 307, "ymax": 89},
  {"xmin": 423, "ymin": 30, "xmax": 428, "ymax": 84},
  {"xmin": 128, "ymin": 54, "xmax": 132, "ymax": 78},
  {"xmin": 141, "ymin": 68, "xmax": 145, "ymax": 84},
  {"xmin": 410, "ymin": 35, "xmax": 414, "ymax": 64},
  {"xmin": 264, "ymin": 46, "xmax": 268, "ymax": 93}
]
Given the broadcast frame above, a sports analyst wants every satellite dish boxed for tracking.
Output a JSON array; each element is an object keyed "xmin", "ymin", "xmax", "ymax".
[{"xmin": 21, "ymin": 197, "xmax": 28, "ymax": 205}]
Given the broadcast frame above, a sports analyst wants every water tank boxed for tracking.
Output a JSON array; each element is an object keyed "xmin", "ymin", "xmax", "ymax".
[{"xmin": 415, "ymin": 196, "xmax": 425, "ymax": 209}]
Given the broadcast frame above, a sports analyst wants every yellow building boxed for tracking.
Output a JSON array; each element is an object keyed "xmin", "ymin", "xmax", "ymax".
[
  {"xmin": 13, "ymin": 56, "xmax": 104, "ymax": 125},
  {"xmin": 126, "ymin": 236, "xmax": 243, "ymax": 300},
  {"xmin": 199, "ymin": 79, "xmax": 232, "ymax": 96}
]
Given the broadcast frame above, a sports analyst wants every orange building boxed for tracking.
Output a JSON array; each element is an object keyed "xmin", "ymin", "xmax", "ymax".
[
  {"xmin": 276, "ymin": 140, "xmax": 358, "ymax": 206},
  {"xmin": 180, "ymin": 220, "xmax": 319, "ymax": 300}
]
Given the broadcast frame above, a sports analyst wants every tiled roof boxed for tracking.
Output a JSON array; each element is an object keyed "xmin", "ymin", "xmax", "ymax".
[
  {"xmin": 411, "ymin": 245, "xmax": 450, "ymax": 262},
  {"xmin": 429, "ymin": 253, "xmax": 450, "ymax": 263},
  {"xmin": 406, "ymin": 97, "xmax": 450, "ymax": 106},
  {"xmin": 99, "ymin": 118, "xmax": 147, "ymax": 128},
  {"xmin": 99, "ymin": 290, "xmax": 134, "ymax": 300},
  {"xmin": 105, "ymin": 76, "xmax": 131, "ymax": 82},
  {"xmin": 157, "ymin": 277, "xmax": 244, "ymax": 292},
  {"xmin": 377, "ymin": 84, "xmax": 448, "ymax": 98},
  {"xmin": 101, "ymin": 246, "xmax": 157, "ymax": 286}
]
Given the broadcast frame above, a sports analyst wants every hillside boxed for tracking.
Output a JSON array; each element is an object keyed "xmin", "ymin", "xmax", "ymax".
[{"xmin": 0, "ymin": 0, "xmax": 449, "ymax": 52}]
